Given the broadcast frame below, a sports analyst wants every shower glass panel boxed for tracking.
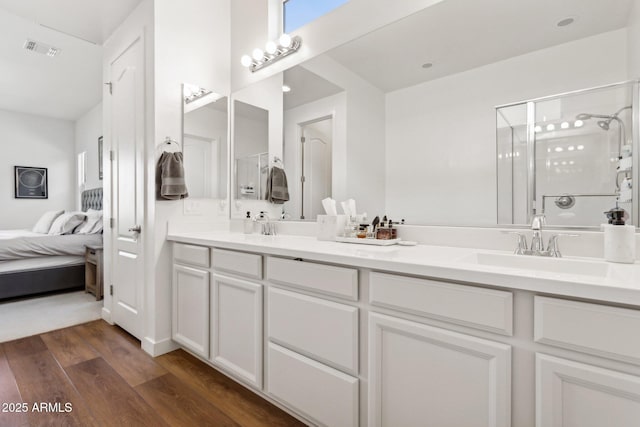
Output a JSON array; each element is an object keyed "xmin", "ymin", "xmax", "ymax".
[
  {"xmin": 236, "ymin": 152, "xmax": 268, "ymax": 200},
  {"xmin": 497, "ymin": 81, "xmax": 637, "ymax": 228}
]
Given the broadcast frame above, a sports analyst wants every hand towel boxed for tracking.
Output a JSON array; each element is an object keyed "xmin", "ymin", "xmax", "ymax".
[
  {"xmin": 156, "ymin": 152, "xmax": 189, "ymax": 200},
  {"xmin": 266, "ymin": 166, "xmax": 289, "ymax": 204}
]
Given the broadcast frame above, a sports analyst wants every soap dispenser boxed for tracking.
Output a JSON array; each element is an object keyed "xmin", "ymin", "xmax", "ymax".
[
  {"xmin": 603, "ymin": 207, "xmax": 636, "ymax": 263},
  {"xmin": 244, "ymin": 211, "xmax": 253, "ymax": 234}
]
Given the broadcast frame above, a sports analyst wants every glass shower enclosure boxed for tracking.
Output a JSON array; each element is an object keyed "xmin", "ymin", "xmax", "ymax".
[{"xmin": 497, "ymin": 80, "xmax": 638, "ymax": 228}]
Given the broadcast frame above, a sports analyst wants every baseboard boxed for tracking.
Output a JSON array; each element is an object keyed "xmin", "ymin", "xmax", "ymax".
[
  {"xmin": 142, "ymin": 336, "xmax": 179, "ymax": 356},
  {"xmin": 101, "ymin": 307, "xmax": 113, "ymax": 324}
]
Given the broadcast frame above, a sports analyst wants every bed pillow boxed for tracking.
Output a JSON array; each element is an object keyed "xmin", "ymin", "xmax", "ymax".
[
  {"xmin": 90, "ymin": 218, "xmax": 104, "ymax": 234},
  {"xmin": 48, "ymin": 212, "xmax": 87, "ymax": 235},
  {"xmin": 32, "ymin": 210, "xmax": 64, "ymax": 234},
  {"xmin": 74, "ymin": 210, "xmax": 102, "ymax": 234}
]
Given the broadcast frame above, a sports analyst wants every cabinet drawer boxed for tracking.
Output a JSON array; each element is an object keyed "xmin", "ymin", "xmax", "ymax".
[
  {"xmin": 266, "ymin": 257, "xmax": 358, "ymax": 301},
  {"xmin": 268, "ymin": 287, "xmax": 358, "ymax": 374},
  {"xmin": 86, "ymin": 248, "xmax": 98, "ymax": 263},
  {"xmin": 535, "ymin": 296, "xmax": 640, "ymax": 365},
  {"xmin": 212, "ymin": 248, "xmax": 262, "ymax": 279},
  {"xmin": 370, "ymin": 272, "xmax": 513, "ymax": 335},
  {"xmin": 174, "ymin": 243, "xmax": 210, "ymax": 268},
  {"xmin": 267, "ymin": 342, "xmax": 358, "ymax": 427}
]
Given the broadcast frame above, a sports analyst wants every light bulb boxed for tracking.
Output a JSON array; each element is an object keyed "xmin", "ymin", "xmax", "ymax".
[
  {"xmin": 266, "ymin": 41, "xmax": 278, "ymax": 55},
  {"xmin": 560, "ymin": 121, "xmax": 569, "ymax": 129},
  {"xmin": 282, "ymin": 85, "xmax": 291, "ymax": 93},
  {"xmin": 567, "ymin": 146, "xmax": 575, "ymax": 151},
  {"xmin": 577, "ymin": 145, "xmax": 584, "ymax": 150},
  {"xmin": 555, "ymin": 147, "xmax": 563, "ymax": 152},
  {"xmin": 534, "ymin": 125, "xmax": 542, "ymax": 133},
  {"xmin": 279, "ymin": 33, "xmax": 292, "ymax": 48},
  {"xmin": 241, "ymin": 55, "xmax": 253, "ymax": 67},
  {"xmin": 546, "ymin": 124, "xmax": 555, "ymax": 131},
  {"xmin": 574, "ymin": 120, "xmax": 584, "ymax": 128},
  {"xmin": 252, "ymin": 48, "xmax": 264, "ymax": 61}
]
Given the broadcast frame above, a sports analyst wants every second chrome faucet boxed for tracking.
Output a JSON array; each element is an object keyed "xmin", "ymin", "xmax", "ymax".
[{"xmin": 507, "ymin": 214, "xmax": 577, "ymax": 257}]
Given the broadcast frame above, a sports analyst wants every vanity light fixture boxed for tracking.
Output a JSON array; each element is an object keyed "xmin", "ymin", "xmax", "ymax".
[
  {"xmin": 183, "ymin": 84, "xmax": 217, "ymax": 104},
  {"xmin": 241, "ymin": 34, "xmax": 302, "ymax": 73}
]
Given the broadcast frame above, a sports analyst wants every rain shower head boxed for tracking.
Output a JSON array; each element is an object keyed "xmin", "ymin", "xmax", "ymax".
[{"xmin": 575, "ymin": 112, "xmax": 611, "ymax": 121}]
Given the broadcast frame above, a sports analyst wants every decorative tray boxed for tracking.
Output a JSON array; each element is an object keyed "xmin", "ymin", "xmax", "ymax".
[{"xmin": 334, "ymin": 236, "xmax": 400, "ymax": 246}]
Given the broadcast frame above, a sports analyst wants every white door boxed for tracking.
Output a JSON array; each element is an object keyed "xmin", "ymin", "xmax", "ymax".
[
  {"xmin": 109, "ymin": 35, "xmax": 145, "ymax": 340},
  {"xmin": 300, "ymin": 118, "xmax": 332, "ymax": 220},
  {"xmin": 369, "ymin": 312, "xmax": 512, "ymax": 427},
  {"xmin": 536, "ymin": 353, "xmax": 640, "ymax": 427}
]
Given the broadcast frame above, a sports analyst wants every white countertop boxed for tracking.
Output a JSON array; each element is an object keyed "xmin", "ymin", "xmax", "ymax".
[{"xmin": 167, "ymin": 231, "xmax": 640, "ymax": 306}]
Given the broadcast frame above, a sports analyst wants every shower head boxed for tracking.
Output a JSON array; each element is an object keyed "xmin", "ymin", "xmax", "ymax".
[
  {"xmin": 575, "ymin": 112, "xmax": 611, "ymax": 121},
  {"xmin": 597, "ymin": 120, "xmax": 610, "ymax": 131}
]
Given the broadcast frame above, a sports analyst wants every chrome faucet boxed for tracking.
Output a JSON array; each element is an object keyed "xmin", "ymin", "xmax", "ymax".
[
  {"xmin": 505, "ymin": 214, "xmax": 577, "ymax": 257},
  {"xmin": 529, "ymin": 214, "xmax": 546, "ymax": 254},
  {"xmin": 254, "ymin": 211, "xmax": 277, "ymax": 236}
]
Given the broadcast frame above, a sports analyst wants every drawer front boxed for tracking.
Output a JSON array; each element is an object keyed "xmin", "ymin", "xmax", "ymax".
[
  {"xmin": 212, "ymin": 248, "xmax": 262, "ymax": 280},
  {"xmin": 174, "ymin": 243, "xmax": 210, "ymax": 268},
  {"xmin": 86, "ymin": 249, "xmax": 97, "ymax": 263},
  {"xmin": 535, "ymin": 296, "xmax": 640, "ymax": 364},
  {"xmin": 266, "ymin": 257, "xmax": 358, "ymax": 301},
  {"xmin": 370, "ymin": 272, "xmax": 513, "ymax": 335},
  {"xmin": 268, "ymin": 287, "xmax": 358, "ymax": 374},
  {"xmin": 267, "ymin": 342, "xmax": 359, "ymax": 427}
]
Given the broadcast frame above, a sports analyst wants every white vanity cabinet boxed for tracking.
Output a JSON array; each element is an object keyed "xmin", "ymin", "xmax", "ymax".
[
  {"xmin": 210, "ymin": 249, "xmax": 264, "ymax": 389},
  {"xmin": 368, "ymin": 272, "xmax": 513, "ymax": 427},
  {"xmin": 172, "ymin": 244, "xmax": 211, "ymax": 358},
  {"xmin": 534, "ymin": 296, "xmax": 640, "ymax": 427},
  {"xmin": 265, "ymin": 256, "xmax": 360, "ymax": 427}
]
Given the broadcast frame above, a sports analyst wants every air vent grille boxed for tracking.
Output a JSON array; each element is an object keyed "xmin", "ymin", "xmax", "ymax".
[{"xmin": 23, "ymin": 39, "xmax": 61, "ymax": 57}]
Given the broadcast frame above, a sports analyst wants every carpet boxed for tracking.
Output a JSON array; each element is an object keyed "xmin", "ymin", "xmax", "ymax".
[{"xmin": 0, "ymin": 291, "xmax": 102, "ymax": 342}]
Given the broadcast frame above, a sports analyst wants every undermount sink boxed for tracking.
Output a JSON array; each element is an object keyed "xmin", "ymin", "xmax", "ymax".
[{"xmin": 459, "ymin": 252, "xmax": 611, "ymax": 278}]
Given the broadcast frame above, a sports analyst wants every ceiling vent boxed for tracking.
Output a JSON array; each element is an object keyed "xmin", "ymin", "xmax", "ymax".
[{"xmin": 23, "ymin": 39, "xmax": 61, "ymax": 57}]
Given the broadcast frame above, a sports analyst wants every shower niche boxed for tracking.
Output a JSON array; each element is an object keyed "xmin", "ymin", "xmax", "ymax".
[{"xmin": 497, "ymin": 80, "xmax": 638, "ymax": 228}]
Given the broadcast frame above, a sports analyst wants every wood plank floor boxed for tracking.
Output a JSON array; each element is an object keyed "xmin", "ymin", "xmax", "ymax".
[{"xmin": 0, "ymin": 320, "xmax": 305, "ymax": 427}]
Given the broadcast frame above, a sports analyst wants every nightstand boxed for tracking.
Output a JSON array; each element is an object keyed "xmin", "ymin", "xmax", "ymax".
[{"xmin": 85, "ymin": 244, "xmax": 104, "ymax": 300}]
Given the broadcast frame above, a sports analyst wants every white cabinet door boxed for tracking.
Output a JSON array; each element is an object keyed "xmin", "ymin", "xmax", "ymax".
[
  {"xmin": 369, "ymin": 313, "xmax": 512, "ymax": 427},
  {"xmin": 211, "ymin": 274, "xmax": 263, "ymax": 388},
  {"xmin": 172, "ymin": 264, "xmax": 210, "ymax": 358},
  {"xmin": 536, "ymin": 353, "xmax": 640, "ymax": 427}
]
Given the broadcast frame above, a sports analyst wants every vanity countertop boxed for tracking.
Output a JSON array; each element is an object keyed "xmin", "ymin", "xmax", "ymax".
[{"xmin": 167, "ymin": 231, "xmax": 640, "ymax": 306}]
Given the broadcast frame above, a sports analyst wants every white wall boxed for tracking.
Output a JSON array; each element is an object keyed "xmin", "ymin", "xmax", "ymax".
[
  {"xmin": 385, "ymin": 29, "xmax": 629, "ymax": 225},
  {"xmin": 0, "ymin": 108, "xmax": 75, "ymax": 229},
  {"xmin": 149, "ymin": 0, "xmax": 231, "ymax": 354},
  {"xmin": 75, "ymin": 102, "xmax": 103, "ymax": 209}
]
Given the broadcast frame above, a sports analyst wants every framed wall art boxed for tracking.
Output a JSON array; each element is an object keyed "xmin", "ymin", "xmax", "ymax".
[{"xmin": 15, "ymin": 166, "xmax": 48, "ymax": 199}]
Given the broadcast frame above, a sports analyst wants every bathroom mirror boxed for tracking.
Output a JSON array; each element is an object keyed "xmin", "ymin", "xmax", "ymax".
[
  {"xmin": 232, "ymin": 0, "xmax": 639, "ymax": 227},
  {"xmin": 182, "ymin": 84, "xmax": 228, "ymax": 199},
  {"xmin": 498, "ymin": 81, "xmax": 637, "ymax": 227},
  {"xmin": 231, "ymin": 73, "xmax": 284, "ymax": 219}
]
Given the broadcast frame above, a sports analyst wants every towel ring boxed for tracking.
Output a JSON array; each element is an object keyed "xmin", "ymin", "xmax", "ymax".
[{"xmin": 160, "ymin": 137, "xmax": 182, "ymax": 153}]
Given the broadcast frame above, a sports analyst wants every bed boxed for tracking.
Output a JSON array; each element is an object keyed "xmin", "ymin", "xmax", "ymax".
[{"xmin": 0, "ymin": 188, "xmax": 103, "ymax": 300}]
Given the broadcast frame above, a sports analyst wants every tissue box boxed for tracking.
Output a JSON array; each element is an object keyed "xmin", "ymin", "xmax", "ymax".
[{"xmin": 317, "ymin": 215, "xmax": 348, "ymax": 241}]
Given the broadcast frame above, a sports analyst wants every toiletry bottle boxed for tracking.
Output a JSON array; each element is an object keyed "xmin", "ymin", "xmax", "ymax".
[
  {"xmin": 603, "ymin": 207, "xmax": 636, "ymax": 263},
  {"xmin": 244, "ymin": 211, "xmax": 253, "ymax": 234}
]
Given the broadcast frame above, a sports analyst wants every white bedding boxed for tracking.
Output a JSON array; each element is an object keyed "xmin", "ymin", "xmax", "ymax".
[{"xmin": 0, "ymin": 229, "xmax": 102, "ymax": 261}]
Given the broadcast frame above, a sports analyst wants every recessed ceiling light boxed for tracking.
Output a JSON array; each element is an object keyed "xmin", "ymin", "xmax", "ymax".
[
  {"xmin": 557, "ymin": 17, "xmax": 575, "ymax": 27},
  {"xmin": 421, "ymin": 62, "xmax": 433, "ymax": 69},
  {"xmin": 282, "ymin": 85, "xmax": 291, "ymax": 93}
]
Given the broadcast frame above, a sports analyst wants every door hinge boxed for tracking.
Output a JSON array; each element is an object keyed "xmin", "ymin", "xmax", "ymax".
[
  {"xmin": 104, "ymin": 82, "xmax": 112, "ymax": 95},
  {"xmin": 301, "ymin": 136, "xmax": 306, "ymax": 143},
  {"xmin": 109, "ymin": 150, "xmax": 115, "ymax": 161},
  {"xmin": 109, "ymin": 285, "xmax": 113, "ymax": 296},
  {"xmin": 301, "ymin": 176, "xmax": 306, "ymax": 183},
  {"xmin": 110, "ymin": 218, "xmax": 115, "ymax": 228}
]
